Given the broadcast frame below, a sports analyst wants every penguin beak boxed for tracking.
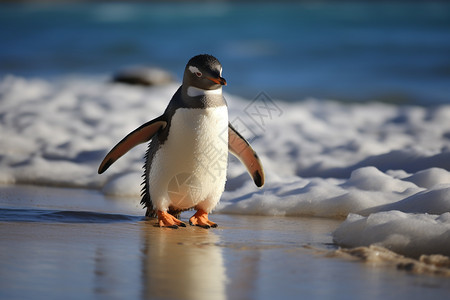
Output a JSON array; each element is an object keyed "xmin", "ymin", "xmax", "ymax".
[{"xmin": 207, "ymin": 76, "xmax": 227, "ymax": 86}]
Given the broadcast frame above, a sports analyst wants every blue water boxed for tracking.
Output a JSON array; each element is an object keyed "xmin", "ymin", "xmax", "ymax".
[
  {"xmin": 1, "ymin": 2, "xmax": 449, "ymax": 104},
  {"xmin": 0, "ymin": 207, "xmax": 143, "ymax": 223}
]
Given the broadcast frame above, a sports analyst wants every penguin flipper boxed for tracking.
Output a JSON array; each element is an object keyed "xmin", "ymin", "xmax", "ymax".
[
  {"xmin": 98, "ymin": 118, "xmax": 167, "ymax": 174},
  {"xmin": 228, "ymin": 123, "xmax": 265, "ymax": 187}
]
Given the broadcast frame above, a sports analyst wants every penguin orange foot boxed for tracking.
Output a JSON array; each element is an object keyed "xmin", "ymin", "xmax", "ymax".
[
  {"xmin": 189, "ymin": 209, "xmax": 218, "ymax": 229},
  {"xmin": 157, "ymin": 210, "xmax": 186, "ymax": 228}
]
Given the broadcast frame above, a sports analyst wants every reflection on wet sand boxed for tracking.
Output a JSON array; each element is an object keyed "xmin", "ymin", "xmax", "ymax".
[
  {"xmin": 2, "ymin": 183, "xmax": 449, "ymax": 300},
  {"xmin": 140, "ymin": 221, "xmax": 226, "ymax": 300}
]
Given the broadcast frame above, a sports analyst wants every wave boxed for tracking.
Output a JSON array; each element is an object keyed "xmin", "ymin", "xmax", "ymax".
[{"xmin": 0, "ymin": 207, "xmax": 143, "ymax": 224}]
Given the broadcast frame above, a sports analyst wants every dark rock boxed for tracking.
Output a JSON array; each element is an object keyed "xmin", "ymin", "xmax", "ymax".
[{"xmin": 112, "ymin": 66, "xmax": 176, "ymax": 86}]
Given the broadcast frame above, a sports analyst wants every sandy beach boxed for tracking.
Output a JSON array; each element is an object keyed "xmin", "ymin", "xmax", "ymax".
[{"xmin": 1, "ymin": 184, "xmax": 449, "ymax": 300}]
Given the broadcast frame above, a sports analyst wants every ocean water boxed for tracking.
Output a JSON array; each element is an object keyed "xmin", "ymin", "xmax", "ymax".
[{"xmin": 1, "ymin": 1, "xmax": 449, "ymax": 104}]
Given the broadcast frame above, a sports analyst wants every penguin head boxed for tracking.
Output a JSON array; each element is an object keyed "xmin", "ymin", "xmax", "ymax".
[{"xmin": 183, "ymin": 54, "xmax": 227, "ymax": 91}]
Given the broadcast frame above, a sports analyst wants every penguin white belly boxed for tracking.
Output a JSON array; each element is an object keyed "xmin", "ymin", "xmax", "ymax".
[{"xmin": 149, "ymin": 106, "xmax": 228, "ymax": 212}]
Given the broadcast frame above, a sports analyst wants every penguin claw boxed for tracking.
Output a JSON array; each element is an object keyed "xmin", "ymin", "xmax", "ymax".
[
  {"xmin": 189, "ymin": 209, "xmax": 218, "ymax": 229},
  {"xmin": 166, "ymin": 225, "xmax": 179, "ymax": 229},
  {"xmin": 189, "ymin": 220, "xmax": 210, "ymax": 229},
  {"xmin": 157, "ymin": 210, "xmax": 186, "ymax": 228}
]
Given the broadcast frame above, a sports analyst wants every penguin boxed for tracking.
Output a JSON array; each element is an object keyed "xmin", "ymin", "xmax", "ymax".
[{"xmin": 98, "ymin": 54, "xmax": 264, "ymax": 228}]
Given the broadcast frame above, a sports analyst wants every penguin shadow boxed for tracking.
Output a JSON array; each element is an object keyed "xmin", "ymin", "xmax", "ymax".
[{"xmin": 139, "ymin": 220, "xmax": 227, "ymax": 300}]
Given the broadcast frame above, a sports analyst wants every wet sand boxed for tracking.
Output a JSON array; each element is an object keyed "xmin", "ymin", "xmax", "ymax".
[{"xmin": 0, "ymin": 184, "xmax": 449, "ymax": 300}]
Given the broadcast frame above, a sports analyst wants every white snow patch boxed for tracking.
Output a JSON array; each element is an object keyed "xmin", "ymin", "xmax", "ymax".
[
  {"xmin": 1, "ymin": 75, "xmax": 450, "ymax": 256},
  {"xmin": 333, "ymin": 211, "xmax": 450, "ymax": 258}
]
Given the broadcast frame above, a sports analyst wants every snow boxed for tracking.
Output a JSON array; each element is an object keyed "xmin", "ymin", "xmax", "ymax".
[
  {"xmin": 333, "ymin": 211, "xmax": 450, "ymax": 258},
  {"xmin": 1, "ymin": 75, "xmax": 450, "ymax": 257}
]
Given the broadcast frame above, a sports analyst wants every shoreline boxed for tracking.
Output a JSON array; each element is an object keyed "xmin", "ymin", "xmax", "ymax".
[{"xmin": 1, "ymin": 184, "xmax": 449, "ymax": 299}]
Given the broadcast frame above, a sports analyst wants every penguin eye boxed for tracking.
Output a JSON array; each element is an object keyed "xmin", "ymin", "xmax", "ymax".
[{"xmin": 195, "ymin": 72, "xmax": 202, "ymax": 77}]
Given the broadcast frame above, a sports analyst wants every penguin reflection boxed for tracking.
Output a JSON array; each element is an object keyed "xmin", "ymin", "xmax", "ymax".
[{"xmin": 140, "ymin": 221, "xmax": 226, "ymax": 300}]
